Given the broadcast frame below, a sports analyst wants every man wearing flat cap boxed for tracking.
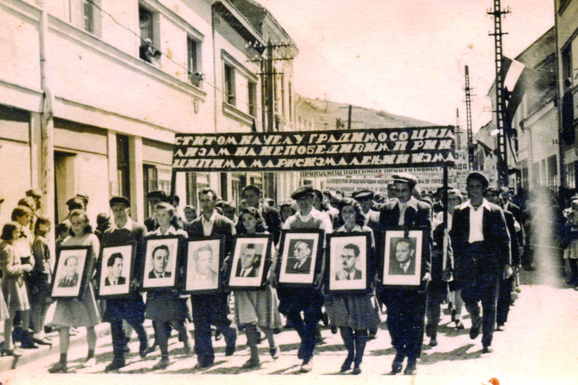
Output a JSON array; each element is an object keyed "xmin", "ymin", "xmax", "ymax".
[
  {"xmin": 352, "ymin": 190, "xmax": 380, "ymax": 231},
  {"xmin": 376, "ymin": 172, "xmax": 432, "ymax": 375},
  {"xmin": 101, "ymin": 196, "xmax": 149, "ymax": 371},
  {"xmin": 144, "ymin": 190, "xmax": 168, "ymax": 232},
  {"xmin": 272, "ymin": 185, "xmax": 332, "ymax": 373},
  {"xmin": 450, "ymin": 172, "xmax": 511, "ymax": 354},
  {"xmin": 241, "ymin": 185, "xmax": 282, "ymax": 244}
]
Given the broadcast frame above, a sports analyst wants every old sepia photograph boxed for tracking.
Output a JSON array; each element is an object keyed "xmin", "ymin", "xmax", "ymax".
[
  {"xmin": 51, "ymin": 246, "xmax": 90, "ymax": 299},
  {"xmin": 382, "ymin": 230, "xmax": 424, "ymax": 287},
  {"xmin": 327, "ymin": 233, "xmax": 369, "ymax": 293},
  {"xmin": 228, "ymin": 234, "xmax": 271, "ymax": 289},
  {"xmin": 278, "ymin": 230, "xmax": 322, "ymax": 286},
  {"xmin": 97, "ymin": 242, "xmax": 135, "ymax": 298},
  {"xmin": 142, "ymin": 236, "xmax": 180, "ymax": 290},
  {"xmin": 184, "ymin": 238, "xmax": 223, "ymax": 293}
]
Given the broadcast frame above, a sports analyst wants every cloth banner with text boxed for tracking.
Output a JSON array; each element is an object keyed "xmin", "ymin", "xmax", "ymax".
[{"xmin": 172, "ymin": 126, "xmax": 456, "ymax": 172}]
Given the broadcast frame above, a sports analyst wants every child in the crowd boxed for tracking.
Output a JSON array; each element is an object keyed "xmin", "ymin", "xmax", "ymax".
[{"xmin": 30, "ymin": 216, "xmax": 53, "ymax": 346}]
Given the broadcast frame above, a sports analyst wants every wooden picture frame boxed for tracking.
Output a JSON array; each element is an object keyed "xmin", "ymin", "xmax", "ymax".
[
  {"xmin": 142, "ymin": 236, "xmax": 180, "ymax": 290},
  {"xmin": 227, "ymin": 234, "xmax": 272, "ymax": 290},
  {"xmin": 51, "ymin": 246, "xmax": 91, "ymax": 299},
  {"xmin": 183, "ymin": 237, "xmax": 224, "ymax": 294},
  {"xmin": 97, "ymin": 242, "xmax": 135, "ymax": 298},
  {"xmin": 381, "ymin": 229, "xmax": 424, "ymax": 288},
  {"xmin": 326, "ymin": 233, "xmax": 371, "ymax": 293},
  {"xmin": 277, "ymin": 229, "xmax": 323, "ymax": 287}
]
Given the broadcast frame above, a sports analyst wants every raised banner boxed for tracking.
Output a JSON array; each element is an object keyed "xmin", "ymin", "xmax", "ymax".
[{"xmin": 172, "ymin": 126, "xmax": 456, "ymax": 172}]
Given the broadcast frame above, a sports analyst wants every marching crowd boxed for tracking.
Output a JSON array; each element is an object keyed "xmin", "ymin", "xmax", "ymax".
[{"xmin": 0, "ymin": 171, "xmax": 570, "ymax": 375}]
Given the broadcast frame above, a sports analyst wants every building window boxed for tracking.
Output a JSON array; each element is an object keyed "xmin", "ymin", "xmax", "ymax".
[
  {"xmin": 83, "ymin": 0, "xmax": 96, "ymax": 33},
  {"xmin": 187, "ymin": 36, "xmax": 204, "ymax": 86},
  {"xmin": 224, "ymin": 64, "xmax": 236, "ymax": 105},
  {"xmin": 248, "ymin": 81, "xmax": 257, "ymax": 117},
  {"xmin": 139, "ymin": 6, "xmax": 160, "ymax": 64},
  {"xmin": 117, "ymin": 135, "xmax": 131, "ymax": 199},
  {"xmin": 143, "ymin": 164, "xmax": 158, "ymax": 218}
]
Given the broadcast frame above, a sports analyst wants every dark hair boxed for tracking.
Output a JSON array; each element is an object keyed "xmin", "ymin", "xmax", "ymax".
[
  {"xmin": 239, "ymin": 207, "xmax": 267, "ymax": 233},
  {"xmin": 56, "ymin": 222, "xmax": 71, "ymax": 238},
  {"xmin": 343, "ymin": 243, "xmax": 360, "ymax": 257},
  {"xmin": 242, "ymin": 185, "xmax": 262, "ymax": 197},
  {"xmin": 96, "ymin": 212, "xmax": 111, "ymax": 227},
  {"xmin": 395, "ymin": 237, "xmax": 414, "ymax": 251},
  {"xmin": 337, "ymin": 198, "xmax": 366, "ymax": 227},
  {"xmin": 155, "ymin": 202, "xmax": 176, "ymax": 217},
  {"xmin": 18, "ymin": 197, "xmax": 36, "ymax": 211},
  {"xmin": 107, "ymin": 252, "xmax": 123, "ymax": 267},
  {"xmin": 199, "ymin": 188, "xmax": 218, "ymax": 201},
  {"xmin": 152, "ymin": 244, "xmax": 170, "ymax": 259},
  {"xmin": 11, "ymin": 206, "xmax": 33, "ymax": 221},
  {"xmin": 66, "ymin": 197, "xmax": 85, "ymax": 211},
  {"xmin": 1, "ymin": 222, "xmax": 20, "ymax": 241},
  {"xmin": 69, "ymin": 209, "xmax": 93, "ymax": 234},
  {"xmin": 34, "ymin": 216, "xmax": 51, "ymax": 234}
]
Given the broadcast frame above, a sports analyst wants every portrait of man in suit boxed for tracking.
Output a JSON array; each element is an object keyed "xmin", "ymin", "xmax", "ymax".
[
  {"xmin": 148, "ymin": 244, "xmax": 172, "ymax": 279},
  {"xmin": 191, "ymin": 243, "xmax": 219, "ymax": 289},
  {"xmin": 335, "ymin": 243, "xmax": 363, "ymax": 280},
  {"xmin": 105, "ymin": 252, "xmax": 126, "ymax": 286},
  {"xmin": 58, "ymin": 255, "xmax": 80, "ymax": 288},
  {"xmin": 285, "ymin": 240, "xmax": 313, "ymax": 274},
  {"xmin": 389, "ymin": 238, "xmax": 416, "ymax": 276},
  {"xmin": 235, "ymin": 243, "xmax": 260, "ymax": 278}
]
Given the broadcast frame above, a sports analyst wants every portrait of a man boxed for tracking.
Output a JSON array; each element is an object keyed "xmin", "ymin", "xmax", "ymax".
[
  {"xmin": 148, "ymin": 244, "xmax": 172, "ymax": 279},
  {"xmin": 58, "ymin": 255, "xmax": 80, "ymax": 288},
  {"xmin": 190, "ymin": 243, "xmax": 219, "ymax": 289},
  {"xmin": 104, "ymin": 252, "xmax": 126, "ymax": 286},
  {"xmin": 285, "ymin": 240, "xmax": 313, "ymax": 274},
  {"xmin": 235, "ymin": 243, "xmax": 261, "ymax": 278},
  {"xmin": 389, "ymin": 238, "xmax": 416, "ymax": 276},
  {"xmin": 335, "ymin": 243, "xmax": 363, "ymax": 281}
]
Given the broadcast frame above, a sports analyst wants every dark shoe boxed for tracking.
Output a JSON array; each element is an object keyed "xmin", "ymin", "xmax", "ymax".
[
  {"xmin": 20, "ymin": 331, "xmax": 39, "ymax": 349},
  {"xmin": 340, "ymin": 355, "xmax": 353, "ymax": 372},
  {"xmin": 331, "ymin": 325, "xmax": 338, "ymax": 334},
  {"xmin": 33, "ymin": 336, "xmax": 53, "ymax": 346},
  {"xmin": 404, "ymin": 362, "xmax": 417, "ymax": 375},
  {"xmin": 48, "ymin": 362, "xmax": 67, "ymax": 373},
  {"xmin": 139, "ymin": 344, "xmax": 149, "ymax": 358},
  {"xmin": 152, "ymin": 358, "xmax": 171, "ymax": 370},
  {"xmin": 270, "ymin": 347, "xmax": 279, "ymax": 359},
  {"xmin": 352, "ymin": 367, "xmax": 362, "ymax": 375},
  {"xmin": 214, "ymin": 329, "xmax": 222, "ymax": 341},
  {"xmin": 469, "ymin": 317, "xmax": 482, "ymax": 340},
  {"xmin": 1, "ymin": 347, "xmax": 23, "ymax": 357},
  {"xmin": 496, "ymin": 324, "xmax": 505, "ymax": 332},
  {"xmin": 225, "ymin": 344, "xmax": 236, "ymax": 356},
  {"xmin": 105, "ymin": 359, "xmax": 126, "ymax": 372},
  {"xmin": 242, "ymin": 357, "xmax": 260, "ymax": 369},
  {"xmin": 455, "ymin": 320, "xmax": 465, "ymax": 329},
  {"xmin": 194, "ymin": 359, "xmax": 214, "ymax": 370},
  {"xmin": 142, "ymin": 343, "xmax": 157, "ymax": 357},
  {"xmin": 300, "ymin": 358, "xmax": 313, "ymax": 373},
  {"xmin": 482, "ymin": 344, "xmax": 493, "ymax": 354},
  {"xmin": 429, "ymin": 338, "xmax": 438, "ymax": 347},
  {"xmin": 390, "ymin": 353, "xmax": 404, "ymax": 375}
]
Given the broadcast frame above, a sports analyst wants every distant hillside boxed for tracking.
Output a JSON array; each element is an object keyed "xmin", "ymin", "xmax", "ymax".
[{"xmin": 301, "ymin": 96, "xmax": 435, "ymax": 130}]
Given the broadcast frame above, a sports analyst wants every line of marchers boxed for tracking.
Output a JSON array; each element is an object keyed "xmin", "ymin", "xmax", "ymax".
[{"xmin": 172, "ymin": 152, "xmax": 457, "ymax": 170}]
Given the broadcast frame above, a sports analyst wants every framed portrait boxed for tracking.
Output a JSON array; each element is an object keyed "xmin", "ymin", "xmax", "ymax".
[
  {"xmin": 51, "ymin": 246, "xmax": 91, "ymax": 299},
  {"xmin": 227, "ymin": 234, "xmax": 272, "ymax": 290},
  {"xmin": 183, "ymin": 237, "xmax": 224, "ymax": 294},
  {"xmin": 97, "ymin": 242, "xmax": 135, "ymax": 298},
  {"xmin": 277, "ymin": 230, "xmax": 323, "ymax": 287},
  {"xmin": 381, "ymin": 229, "xmax": 424, "ymax": 287},
  {"xmin": 326, "ymin": 233, "xmax": 371, "ymax": 293},
  {"xmin": 142, "ymin": 236, "xmax": 180, "ymax": 290}
]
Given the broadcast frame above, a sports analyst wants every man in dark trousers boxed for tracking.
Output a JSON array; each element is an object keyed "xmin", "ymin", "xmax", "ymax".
[
  {"xmin": 450, "ymin": 173, "xmax": 512, "ymax": 354},
  {"xmin": 376, "ymin": 173, "xmax": 431, "ymax": 375},
  {"xmin": 186, "ymin": 188, "xmax": 237, "ymax": 369},
  {"xmin": 273, "ymin": 186, "xmax": 332, "ymax": 372},
  {"xmin": 101, "ymin": 196, "xmax": 149, "ymax": 372},
  {"xmin": 241, "ymin": 185, "xmax": 282, "ymax": 244}
]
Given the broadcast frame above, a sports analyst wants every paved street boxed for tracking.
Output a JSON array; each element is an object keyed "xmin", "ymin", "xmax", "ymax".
[{"xmin": 2, "ymin": 277, "xmax": 578, "ymax": 385}]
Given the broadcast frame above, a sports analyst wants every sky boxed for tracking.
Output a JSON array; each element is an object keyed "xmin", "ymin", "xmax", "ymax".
[{"xmin": 259, "ymin": 0, "xmax": 555, "ymax": 130}]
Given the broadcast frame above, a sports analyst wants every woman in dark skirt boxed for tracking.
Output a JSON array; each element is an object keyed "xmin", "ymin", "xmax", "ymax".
[
  {"xmin": 325, "ymin": 198, "xmax": 379, "ymax": 374},
  {"xmin": 145, "ymin": 202, "xmax": 190, "ymax": 370}
]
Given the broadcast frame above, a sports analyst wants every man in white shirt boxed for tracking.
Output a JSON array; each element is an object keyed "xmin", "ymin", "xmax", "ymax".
[{"xmin": 450, "ymin": 173, "xmax": 512, "ymax": 354}]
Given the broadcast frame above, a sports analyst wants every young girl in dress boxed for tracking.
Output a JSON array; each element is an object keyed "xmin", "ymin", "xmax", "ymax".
[
  {"xmin": 325, "ymin": 198, "xmax": 379, "ymax": 374},
  {"xmin": 1, "ymin": 222, "xmax": 32, "ymax": 357},
  {"xmin": 48, "ymin": 210, "xmax": 100, "ymax": 373},
  {"xmin": 234, "ymin": 207, "xmax": 282, "ymax": 369},
  {"xmin": 145, "ymin": 202, "xmax": 190, "ymax": 370}
]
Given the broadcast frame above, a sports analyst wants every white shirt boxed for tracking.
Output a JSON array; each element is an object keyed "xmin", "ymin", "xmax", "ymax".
[
  {"xmin": 465, "ymin": 199, "xmax": 492, "ymax": 243},
  {"xmin": 149, "ymin": 225, "xmax": 186, "ymax": 237},
  {"xmin": 201, "ymin": 211, "xmax": 217, "ymax": 237},
  {"xmin": 112, "ymin": 218, "xmax": 135, "ymax": 231}
]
